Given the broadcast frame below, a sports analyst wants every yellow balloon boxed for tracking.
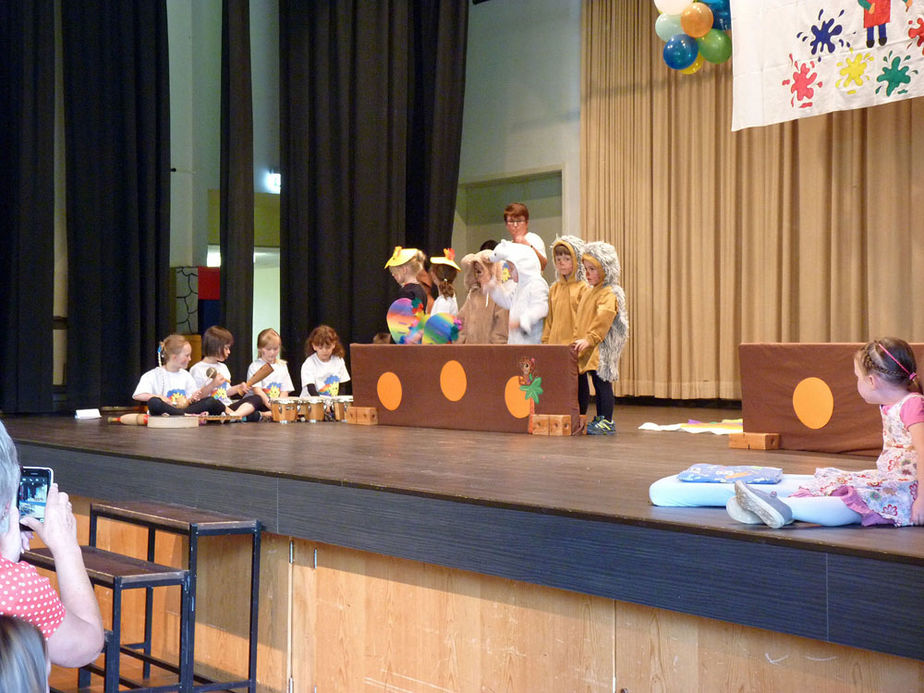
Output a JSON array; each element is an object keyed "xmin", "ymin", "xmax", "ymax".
[
  {"xmin": 681, "ymin": 2, "xmax": 714, "ymax": 39},
  {"xmin": 681, "ymin": 52, "xmax": 705, "ymax": 75}
]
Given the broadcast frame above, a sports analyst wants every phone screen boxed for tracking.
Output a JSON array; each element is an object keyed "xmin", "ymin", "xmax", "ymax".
[{"xmin": 18, "ymin": 467, "xmax": 53, "ymax": 523}]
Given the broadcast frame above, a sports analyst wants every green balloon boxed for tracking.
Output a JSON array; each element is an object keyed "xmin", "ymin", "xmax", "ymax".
[{"xmin": 696, "ymin": 29, "xmax": 731, "ymax": 64}]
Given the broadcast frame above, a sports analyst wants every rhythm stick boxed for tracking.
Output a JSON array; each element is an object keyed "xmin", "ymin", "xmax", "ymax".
[
  {"xmin": 245, "ymin": 362, "xmax": 275, "ymax": 387},
  {"xmin": 108, "ymin": 413, "xmax": 149, "ymax": 425}
]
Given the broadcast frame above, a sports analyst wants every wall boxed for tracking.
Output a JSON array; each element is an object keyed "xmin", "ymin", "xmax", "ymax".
[{"xmin": 455, "ymin": 0, "xmax": 581, "ymax": 271}]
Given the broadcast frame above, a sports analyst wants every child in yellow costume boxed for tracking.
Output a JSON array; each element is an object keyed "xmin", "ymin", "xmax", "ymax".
[{"xmin": 542, "ymin": 235, "xmax": 587, "ymax": 346}]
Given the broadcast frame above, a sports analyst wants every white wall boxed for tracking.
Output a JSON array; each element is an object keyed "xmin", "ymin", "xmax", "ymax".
[{"xmin": 458, "ymin": 0, "xmax": 582, "ymax": 237}]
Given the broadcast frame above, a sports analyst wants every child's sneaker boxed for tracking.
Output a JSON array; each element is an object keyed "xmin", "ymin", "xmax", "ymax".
[
  {"xmin": 725, "ymin": 496, "xmax": 762, "ymax": 524},
  {"xmin": 734, "ymin": 481, "xmax": 793, "ymax": 528},
  {"xmin": 587, "ymin": 417, "xmax": 615, "ymax": 436}
]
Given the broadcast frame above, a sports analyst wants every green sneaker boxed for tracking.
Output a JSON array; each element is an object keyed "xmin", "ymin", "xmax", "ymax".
[{"xmin": 587, "ymin": 417, "xmax": 615, "ymax": 436}]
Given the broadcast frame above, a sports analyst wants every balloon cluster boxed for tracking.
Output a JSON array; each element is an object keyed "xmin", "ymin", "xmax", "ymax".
[{"xmin": 654, "ymin": 0, "xmax": 731, "ymax": 74}]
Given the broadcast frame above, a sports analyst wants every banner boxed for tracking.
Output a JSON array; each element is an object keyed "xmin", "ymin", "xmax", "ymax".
[{"xmin": 730, "ymin": 0, "xmax": 924, "ymax": 130}]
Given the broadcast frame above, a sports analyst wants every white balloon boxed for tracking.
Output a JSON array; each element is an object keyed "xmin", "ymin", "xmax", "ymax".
[
  {"xmin": 655, "ymin": 13, "xmax": 683, "ymax": 42},
  {"xmin": 654, "ymin": 0, "xmax": 692, "ymax": 15}
]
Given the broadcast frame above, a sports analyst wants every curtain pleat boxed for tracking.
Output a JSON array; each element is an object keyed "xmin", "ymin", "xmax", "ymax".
[
  {"xmin": 582, "ymin": 0, "xmax": 924, "ymax": 400},
  {"xmin": 279, "ymin": 0, "xmax": 468, "ymax": 380},
  {"xmin": 62, "ymin": 0, "xmax": 170, "ymax": 408},
  {"xmin": 0, "ymin": 0, "xmax": 55, "ymax": 412},
  {"xmin": 221, "ymin": 0, "xmax": 255, "ymax": 381}
]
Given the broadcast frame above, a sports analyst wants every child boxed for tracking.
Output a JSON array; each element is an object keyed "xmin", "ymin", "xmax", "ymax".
[
  {"xmin": 0, "ymin": 615, "xmax": 49, "ymax": 693},
  {"xmin": 385, "ymin": 246, "xmax": 428, "ymax": 309},
  {"xmin": 247, "ymin": 328, "xmax": 294, "ymax": 411},
  {"xmin": 133, "ymin": 334, "xmax": 227, "ymax": 416},
  {"xmin": 485, "ymin": 240, "xmax": 549, "ymax": 344},
  {"xmin": 571, "ymin": 241, "xmax": 629, "ymax": 436},
  {"xmin": 650, "ymin": 338, "xmax": 924, "ymax": 529},
  {"xmin": 189, "ymin": 326, "xmax": 263, "ymax": 421},
  {"xmin": 542, "ymin": 236, "xmax": 588, "ymax": 346},
  {"xmin": 429, "ymin": 249, "xmax": 461, "ymax": 316},
  {"xmin": 457, "ymin": 249, "xmax": 509, "ymax": 344},
  {"xmin": 300, "ymin": 325, "xmax": 351, "ymax": 397}
]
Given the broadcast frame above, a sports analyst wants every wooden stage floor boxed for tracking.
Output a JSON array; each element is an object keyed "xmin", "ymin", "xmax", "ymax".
[{"xmin": 4, "ymin": 403, "xmax": 924, "ymax": 661}]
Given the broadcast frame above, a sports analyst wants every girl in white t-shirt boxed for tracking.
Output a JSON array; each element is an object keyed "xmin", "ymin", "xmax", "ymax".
[
  {"xmin": 189, "ymin": 326, "xmax": 263, "ymax": 421},
  {"xmin": 429, "ymin": 250, "xmax": 461, "ymax": 316},
  {"xmin": 246, "ymin": 328, "xmax": 294, "ymax": 411},
  {"xmin": 133, "ymin": 334, "xmax": 227, "ymax": 416},
  {"xmin": 300, "ymin": 325, "xmax": 350, "ymax": 397}
]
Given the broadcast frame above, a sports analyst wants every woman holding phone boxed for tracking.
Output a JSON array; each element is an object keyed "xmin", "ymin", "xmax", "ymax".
[{"xmin": 0, "ymin": 421, "xmax": 104, "ymax": 667}]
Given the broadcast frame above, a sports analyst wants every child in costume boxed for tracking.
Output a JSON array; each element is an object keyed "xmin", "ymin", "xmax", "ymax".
[
  {"xmin": 650, "ymin": 338, "xmax": 924, "ymax": 529},
  {"xmin": 457, "ymin": 249, "xmax": 508, "ymax": 344},
  {"xmin": 247, "ymin": 328, "xmax": 294, "ymax": 411},
  {"xmin": 385, "ymin": 246, "xmax": 428, "ymax": 309},
  {"xmin": 429, "ymin": 249, "xmax": 461, "ymax": 316},
  {"xmin": 300, "ymin": 325, "xmax": 351, "ymax": 397},
  {"xmin": 485, "ymin": 240, "xmax": 549, "ymax": 344},
  {"xmin": 189, "ymin": 325, "xmax": 263, "ymax": 421},
  {"xmin": 571, "ymin": 241, "xmax": 629, "ymax": 436},
  {"xmin": 542, "ymin": 235, "xmax": 588, "ymax": 346},
  {"xmin": 133, "ymin": 334, "xmax": 228, "ymax": 416}
]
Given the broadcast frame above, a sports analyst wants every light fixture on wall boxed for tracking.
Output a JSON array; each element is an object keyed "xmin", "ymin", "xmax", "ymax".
[{"xmin": 265, "ymin": 169, "xmax": 282, "ymax": 194}]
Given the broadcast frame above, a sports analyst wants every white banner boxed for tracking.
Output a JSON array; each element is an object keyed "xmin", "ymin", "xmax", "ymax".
[{"xmin": 730, "ymin": 0, "xmax": 924, "ymax": 130}]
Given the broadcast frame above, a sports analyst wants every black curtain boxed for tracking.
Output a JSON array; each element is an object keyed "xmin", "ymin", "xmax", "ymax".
[
  {"xmin": 221, "ymin": 0, "xmax": 255, "ymax": 381},
  {"xmin": 61, "ymin": 1, "xmax": 171, "ymax": 408},
  {"xmin": 0, "ymin": 1, "xmax": 56, "ymax": 413},
  {"xmin": 279, "ymin": 0, "xmax": 468, "ymax": 377}
]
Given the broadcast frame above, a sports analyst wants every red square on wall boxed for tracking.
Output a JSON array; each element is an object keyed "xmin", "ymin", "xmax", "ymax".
[{"xmin": 198, "ymin": 267, "xmax": 221, "ymax": 300}]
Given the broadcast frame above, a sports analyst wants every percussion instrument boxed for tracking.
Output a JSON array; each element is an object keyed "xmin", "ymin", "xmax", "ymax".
[
  {"xmin": 332, "ymin": 395, "xmax": 353, "ymax": 422},
  {"xmin": 270, "ymin": 398, "xmax": 298, "ymax": 423}
]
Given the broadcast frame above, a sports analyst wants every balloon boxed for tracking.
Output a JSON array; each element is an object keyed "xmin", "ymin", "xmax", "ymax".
[
  {"xmin": 680, "ymin": 3, "xmax": 714, "ymax": 39},
  {"xmin": 700, "ymin": 0, "xmax": 731, "ymax": 30},
  {"xmin": 680, "ymin": 52, "xmax": 705, "ymax": 75},
  {"xmin": 663, "ymin": 33, "xmax": 698, "ymax": 71},
  {"xmin": 696, "ymin": 29, "xmax": 732, "ymax": 63},
  {"xmin": 655, "ymin": 13, "xmax": 683, "ymax": 42},
  {"xmin": 654, "ymin": 0, "xmax": 691, "ymax": 14}
]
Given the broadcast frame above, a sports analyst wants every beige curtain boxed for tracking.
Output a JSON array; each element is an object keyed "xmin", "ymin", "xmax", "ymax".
[{"xmin": 582, "ymin": 0, "xmax": 924, "ymax": 400}]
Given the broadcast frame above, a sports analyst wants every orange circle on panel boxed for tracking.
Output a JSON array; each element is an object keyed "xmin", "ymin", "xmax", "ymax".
[
  {"xmin": 504, "ymin": 376, "xmax": 531, "ymax": 419},
  {"xmin": 440, "ymin": 360, "xmax": 467, "ymax": 402},
  {"xmin": 792, "ymin": 377, "xmax": 834, "ymax": 430},
  {"xmin": 377, "ymin": 372, "xmax": 403, "ymax": 411}
]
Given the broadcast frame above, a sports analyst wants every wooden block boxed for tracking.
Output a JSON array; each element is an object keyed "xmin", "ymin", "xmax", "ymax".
[
  {"xmin": 729, "ymin": 432, "xmax": 780, "ymax": 450},
  {"xmin": 147, "ymin": 415, "xmax": 200, "ymax": 429},
  {"xmin": 547, "ymin": 415, "xmax": 571, "ymax": 436},
  {"xmin": 346, "ymin": 406, "xmax": 378, "ymax": 425},
  {"xmin": 530, "ymin": 415, "xmax": 549, "ymax": 435}
]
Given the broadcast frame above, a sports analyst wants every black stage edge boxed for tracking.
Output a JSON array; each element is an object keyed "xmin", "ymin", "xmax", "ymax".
[{"xmin": 5, "ymin": 406, "xmax": 924, "ymax": 662}]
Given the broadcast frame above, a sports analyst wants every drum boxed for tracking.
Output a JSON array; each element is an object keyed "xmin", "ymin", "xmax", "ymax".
[
  {"xmin": 306, "ymin": 397, "xmax": 325, "ymax": 423},
  {"xmin": 332, "ymin": 395, "xmax": 353, "ymax": 422},
  {"xmin": 270, "ymin": 398, "xmax": 298, "ymax": 423},
  {"xmin": 295, "ymin": 398, "xmax": 312, "ymax": 421}
]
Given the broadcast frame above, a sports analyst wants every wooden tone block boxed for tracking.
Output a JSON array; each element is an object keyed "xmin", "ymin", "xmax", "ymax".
[
  {"xmin": 729, "ymin": 432, "xmax": 780, "ymax": 450},
  {"xmin": 346, "ymin": 406, "xmax": 378, "ymax": 425},
  {"xmin": 147, "ymin": 415, "xmax": 200, "ymax": 429},
  {"xmin": 530, "ymin": 415, "xmax": 549, "ymax": 435},
  {"xmin": 547, "ymin": 415, "xmax": 572, "ymax": 436}
]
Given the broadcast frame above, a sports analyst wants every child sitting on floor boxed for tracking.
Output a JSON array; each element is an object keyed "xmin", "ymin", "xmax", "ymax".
[{"xmin": 649, "ymin": 338, "xmax": 924, "ymax": 528}]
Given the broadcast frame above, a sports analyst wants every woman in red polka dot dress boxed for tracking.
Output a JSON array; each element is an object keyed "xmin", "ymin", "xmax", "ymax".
[{"xmin": 0, "ymin": 421, "xmax": 103, "ymax": 667}]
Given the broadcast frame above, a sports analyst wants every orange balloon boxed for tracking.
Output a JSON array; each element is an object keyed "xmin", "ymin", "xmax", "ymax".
[{"xmin": 681, "ymin": 2, "xmax": 713, "ymax": 39}]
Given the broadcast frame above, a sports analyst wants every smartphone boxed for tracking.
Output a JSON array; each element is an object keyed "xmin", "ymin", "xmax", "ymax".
[{"xmin": 18, "ymin": 466, "xmax": 53, "ymax": 523}]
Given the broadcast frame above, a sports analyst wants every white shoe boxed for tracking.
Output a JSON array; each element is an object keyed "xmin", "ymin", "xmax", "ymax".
[
  {"xmin": 726, "ymin": 496, "xmax": 762, "ymax": 524},
  {"xmin": 734, "ymin": 481, "xmax": 793, "ymax": 529}
]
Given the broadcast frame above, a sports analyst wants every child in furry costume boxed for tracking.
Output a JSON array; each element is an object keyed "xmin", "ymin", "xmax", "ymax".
[
  {"xmin": 542, "ymin": 235, "xmax": 588, "ymax": 345},
  {"xmin": 457, "ymin": 250, "xmax": 509, "ymax": 344},
  {"xmin": 486, "ymin": 240, "xmax": 549, "ymax": 344},
  {"xmin": 571, "ymin": 241, "xmax": 629, "ymax": 435}
]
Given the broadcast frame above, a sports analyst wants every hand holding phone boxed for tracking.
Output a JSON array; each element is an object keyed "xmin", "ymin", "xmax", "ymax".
[{"xmin": 18, "ymin": 466, "xmax": 53, "ymax": 524}]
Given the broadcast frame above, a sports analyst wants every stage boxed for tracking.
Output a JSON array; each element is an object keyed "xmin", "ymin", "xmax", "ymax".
[{"xmin": 5, "ymin": 403, "xmax": 924, "ymax": 684}]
